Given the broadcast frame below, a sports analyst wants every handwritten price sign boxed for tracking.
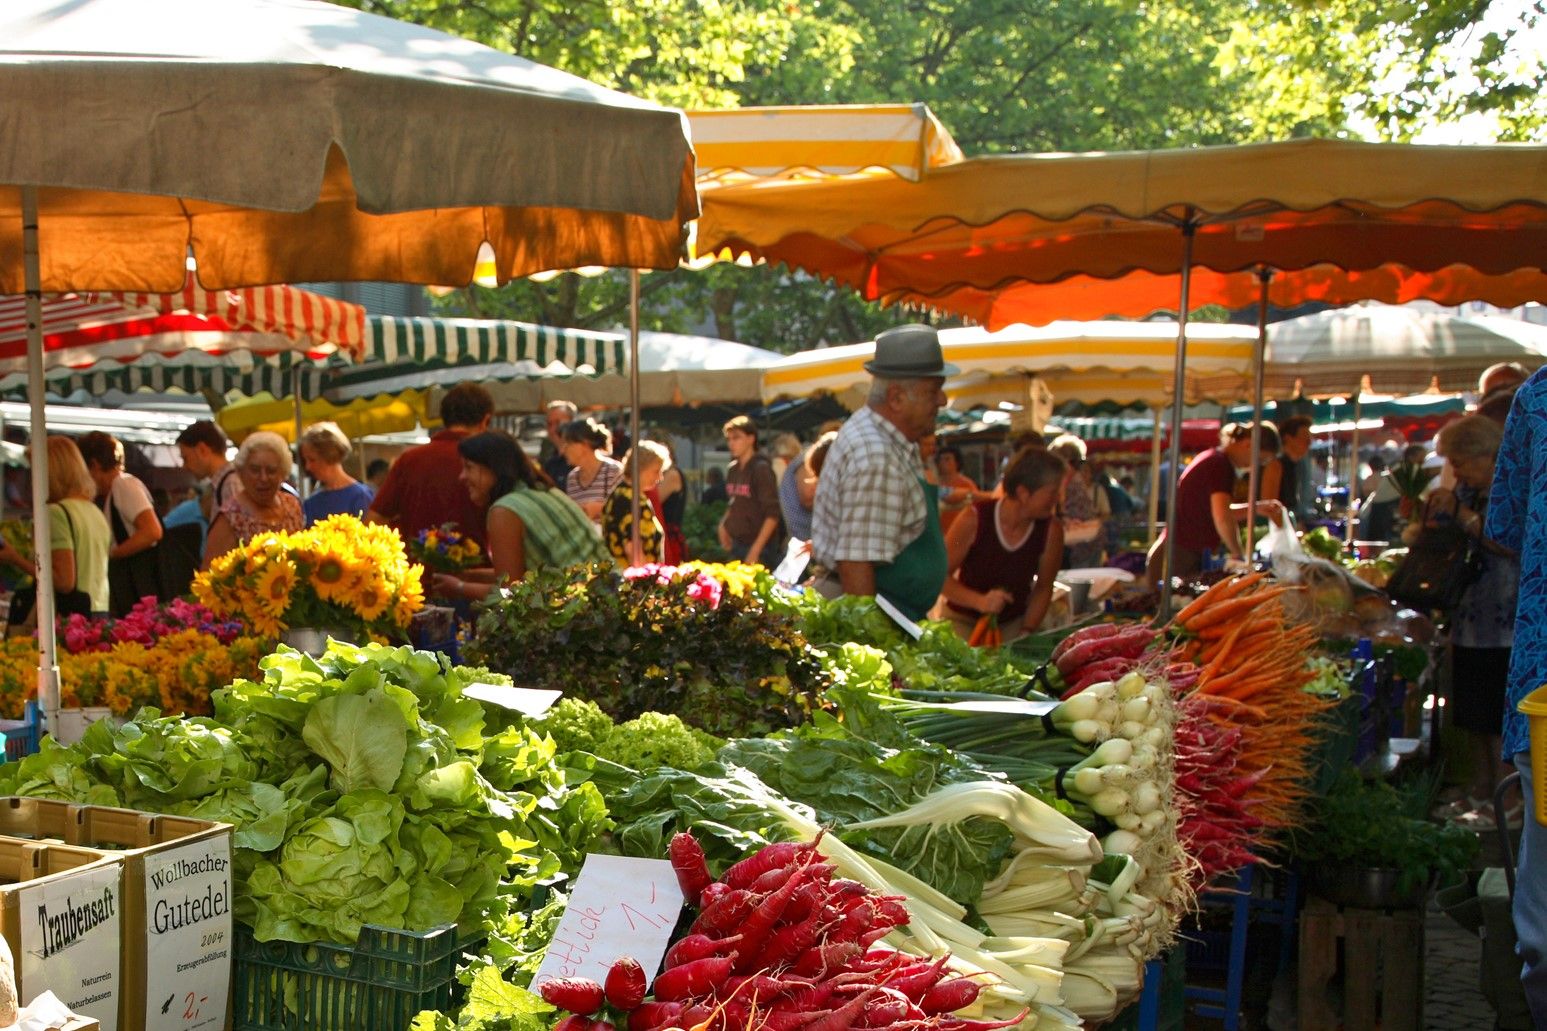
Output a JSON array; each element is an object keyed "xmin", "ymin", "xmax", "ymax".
[{"xmin": 532, "ymin": 855, "xmax": 685, "ymax": 990}]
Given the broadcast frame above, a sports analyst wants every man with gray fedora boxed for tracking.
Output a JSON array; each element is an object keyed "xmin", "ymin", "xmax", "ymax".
[{"xmin": 810, "ymin": 324, "xmax": 956, "ymax": 622}]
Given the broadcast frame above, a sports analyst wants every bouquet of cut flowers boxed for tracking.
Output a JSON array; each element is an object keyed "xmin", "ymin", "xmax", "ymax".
[
  {"xmin": 408, "ymin": 523, "xmax": 483, "ymax": 573},
  {"xmin": 192, "ymin": 514, "xmax": 424, "ymax": 640},
  {"xmin": 1389, "ymin": 460, "xmax": 1434, "ymax": 502}
]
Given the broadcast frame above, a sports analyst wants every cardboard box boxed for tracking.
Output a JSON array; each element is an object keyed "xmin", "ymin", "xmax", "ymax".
[
  {"xmin": 0, "ymin": 837, "xmax": 124, "ymax": 1031},
  {"xmin": 0, "ymin": 800, "xmax": 232, "ymax": 1031}
]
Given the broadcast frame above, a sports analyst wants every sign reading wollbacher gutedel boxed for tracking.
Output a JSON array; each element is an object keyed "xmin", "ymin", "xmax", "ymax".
[{"xmin": 0, "ymin": 799, "xmax": 232, "ymax": 1031}]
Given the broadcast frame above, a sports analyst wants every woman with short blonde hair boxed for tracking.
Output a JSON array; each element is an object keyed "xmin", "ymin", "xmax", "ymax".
[
  {"xmin": 603, "ymin": 441, "xmax": 672, "ymax": 566},
  {"xmin": 0, "ymin": 436, "xmax": 114, "ymax": 618},
  {"xmin": 299, "ymin": 421, "xmax": 373, "ymax": 526},
  {"xmin": 203, "ymin": 431, "xmax": 303, "ymax": 564}
]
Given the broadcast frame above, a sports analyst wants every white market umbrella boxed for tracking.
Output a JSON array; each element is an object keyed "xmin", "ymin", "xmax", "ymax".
[{"xmin": 0, "ymin": 0, "xmax": 696, "ymax": 735}]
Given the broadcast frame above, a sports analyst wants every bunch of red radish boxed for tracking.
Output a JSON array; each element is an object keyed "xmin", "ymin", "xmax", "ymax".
[
  {"xmin": 1046, "ymin": 623, "xmax": 1160, "ymax": 699},
  {"xmin": 1173, "ymin": 693, "xmax": 1268, "ymax": 886},
  {"xmin": 543, "ymin": 832, "xmax": 1027, "ymax": 1031}
]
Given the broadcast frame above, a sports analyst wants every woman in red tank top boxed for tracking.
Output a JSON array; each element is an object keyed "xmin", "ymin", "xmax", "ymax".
[{"xmin": 938, "ymin": 447, "xmax": 1069, "ymax": 643}]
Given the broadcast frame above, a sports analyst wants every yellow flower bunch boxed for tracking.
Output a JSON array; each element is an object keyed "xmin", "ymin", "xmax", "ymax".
[
  {"xmin": 680, "ymin": 560, "xmax": 766, "ymax": 601},
  {"xmin": 193, "ymin": 514, "xmax": 425, "ymax": 638},
  {"xmin": 0, "ymin": 632, "xmax": 264, "ymax": 719}
]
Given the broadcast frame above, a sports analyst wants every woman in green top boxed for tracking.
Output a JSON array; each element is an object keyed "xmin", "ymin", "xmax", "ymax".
[
  {"xmin": 432, "ymin": 430, "xmax": 608, "ymax": 602},
  {"xmin": 0, "ymin": 436, "xmax": 114, "ymax": 616}
]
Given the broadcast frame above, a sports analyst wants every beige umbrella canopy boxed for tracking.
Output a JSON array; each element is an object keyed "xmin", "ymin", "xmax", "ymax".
[
  {"xmin": 0, "ymin": 0, "xmax": 698, "ymax": 737},
  {"xmin": 0, "ymin": 0, "xmax": 697, "ymax": 292}
]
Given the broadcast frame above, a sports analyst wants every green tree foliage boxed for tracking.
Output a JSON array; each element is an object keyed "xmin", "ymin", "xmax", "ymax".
[{"xmin": 342, "ymin": 0, "xmax": 1542, "ymax": 349}]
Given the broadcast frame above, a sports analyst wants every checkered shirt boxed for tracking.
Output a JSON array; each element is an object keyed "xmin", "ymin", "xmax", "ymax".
[{"xmin": 811, "ymin": 405, "xmax": 927, "ymax": 567}]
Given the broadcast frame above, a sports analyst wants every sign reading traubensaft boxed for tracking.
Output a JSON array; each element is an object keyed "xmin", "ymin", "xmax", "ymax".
[
  {"xmin": 140, "ymin": 836, "xmax": 231, "ymax": 1031},
  {"xmin": 18, "ymin": 862, "xmax": 122, "ymax": 1031}
]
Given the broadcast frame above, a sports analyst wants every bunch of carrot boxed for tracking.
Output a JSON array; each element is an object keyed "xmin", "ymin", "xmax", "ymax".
[
  {"xmin": 599, "ymin": 833, "xmax": 1028, "ymax": 1031},
  {"xmin": 966, "ymin": 614, "xmax": 1002, "ymax": 649},
  {"xmin": 1163, "ymin": 572, "xmax": 1337, "ymax": 877}
]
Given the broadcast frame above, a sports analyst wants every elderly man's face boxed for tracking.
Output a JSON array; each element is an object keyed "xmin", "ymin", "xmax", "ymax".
[{"xmin": 890, "ymin": 378, "xmax": 947, "ymax": 442}]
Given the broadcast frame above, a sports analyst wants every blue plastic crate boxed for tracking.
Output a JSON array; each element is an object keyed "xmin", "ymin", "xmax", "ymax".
[{"xmin": 0, "ymin": 701, "xmax": 41, "ymax": 763}]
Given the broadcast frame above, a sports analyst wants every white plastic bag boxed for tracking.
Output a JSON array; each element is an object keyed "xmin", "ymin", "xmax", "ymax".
[{"xmin": 1257, "ymin": 511, "xmax": 1306, "ymax": 578}]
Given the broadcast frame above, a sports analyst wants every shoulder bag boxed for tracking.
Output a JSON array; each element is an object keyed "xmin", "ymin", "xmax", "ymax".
[{"xmin": 1385, "ymin": 495, "xmax": 1483, "ymax": 613}]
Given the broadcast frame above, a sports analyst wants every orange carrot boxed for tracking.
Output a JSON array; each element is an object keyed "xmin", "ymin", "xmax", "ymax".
[{"xmin": 1184, "ymin": 587, "xmax": 1297, "ymax": 633}]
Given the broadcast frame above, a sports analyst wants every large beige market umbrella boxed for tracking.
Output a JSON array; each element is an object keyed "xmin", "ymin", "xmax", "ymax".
[
  {"xmin": 0, "ymin": 0, "xmax": 697, "ymax": 734},
  {"xmin": 698, "ymin": 138, "xmax": 1547, "ymax": 604}
]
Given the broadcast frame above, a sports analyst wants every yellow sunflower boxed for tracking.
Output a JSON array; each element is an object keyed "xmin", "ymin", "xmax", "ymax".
[
  {"xmin": 253, "ymin": 560, "xmax": 299, "ymax": 619},
  {"xmin": 309, "ymin": 549, "xmax": 354, "ymax": 604}
]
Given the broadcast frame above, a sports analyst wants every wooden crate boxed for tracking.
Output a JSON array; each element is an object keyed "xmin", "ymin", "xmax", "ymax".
[{"xmin": 1298, "ymin": 896, "xmax": 1424, "ymax": 1031}]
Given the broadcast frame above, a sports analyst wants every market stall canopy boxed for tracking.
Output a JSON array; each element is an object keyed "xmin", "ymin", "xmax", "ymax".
[
  {"xmin": 687, "ymin": 104, "xmax": 963, "ymax": 185},
  {"xmin": 0, "ymin": 279, "xmax": 364, "ymax": 374},
  {"xmin": 480, "ymin": 331, "xmax": 783, "ymax": 411},
  {"xmin": 696, "ymin": 139, "xmax": 1547, "ymax": 329},
  {"xmin": 761, "ymin": 322, "xmax": 1257, "ymax": 407},
  {"xmin": 1045, "ymin": 416, "xmax": 1223, "ymax": 454},
  {"xmin": 217, "ymin": 390, "xmax": 430, "ymax": 444},
  {"xmin": 0, "ymin": 0, "xmax": 698, "ymax": 292},
  {"xmin": 1261, "ymin": 305, "xmax": 1547, "ymax": 396}
]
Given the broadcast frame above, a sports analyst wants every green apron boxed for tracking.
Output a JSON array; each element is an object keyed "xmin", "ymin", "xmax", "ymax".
[{"xmin": 874, "ymin": 479, "xmax": 947, "ymax": 623}]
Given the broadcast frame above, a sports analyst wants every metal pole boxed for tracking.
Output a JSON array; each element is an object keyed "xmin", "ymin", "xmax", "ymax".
[
  {"xmin": 1244, "ymin": 268, "xmax": 1272, "ymax": 559},
  {"xmin": 1157, "ymin": 219, "xmax": 1197, "ymax": 619},
  {"xmin": 1347, "ymin": 389, "xmax": 1363, "ymax": 549},
  {"xmin": 22, "ymin": 187, "xmax": 60, "ymax": 737},
  {"xmin": 293, "ymin": 385, "xmax": 306, "ymax": 497},
  {"xmin": 1146, "ymin": 407, "xmax": 1162, "ymax": 549},
  {"xmin": 628, "ymin": 269, "xmax": 643, "ymax": 564}
]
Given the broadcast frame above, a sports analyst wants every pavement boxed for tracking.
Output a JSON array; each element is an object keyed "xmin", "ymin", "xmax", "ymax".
[{"xmin": 1423, "ymin": 896, "xmax": 1503, "ymax": 1030}]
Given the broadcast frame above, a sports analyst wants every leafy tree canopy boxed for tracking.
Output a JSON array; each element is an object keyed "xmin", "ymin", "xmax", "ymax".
[{"xmin": 340, "ymin": 0, "xmax": 1542, "ymax": 350}]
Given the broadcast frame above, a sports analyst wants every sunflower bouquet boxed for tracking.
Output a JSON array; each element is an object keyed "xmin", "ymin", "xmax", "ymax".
[
  {"xmin": 192, "ymin": 514, "xmax": 425, "ymax": 640},
  {"xmin": 408, "ymin": 523, "xmax": 483, "ymax": 573}
]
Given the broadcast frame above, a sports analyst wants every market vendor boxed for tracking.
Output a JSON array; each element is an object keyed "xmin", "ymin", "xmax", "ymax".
[
  {"xmin": 937, "ymin": 446, "xmax": 1067, "ymax": 643},
  {"xmin": 810, "ymin": 324, "xmax": 955, "ymax": 623},
  {"xmin": 1145, "ymin": 421, "xmax": 1285, "ymax": 585}
]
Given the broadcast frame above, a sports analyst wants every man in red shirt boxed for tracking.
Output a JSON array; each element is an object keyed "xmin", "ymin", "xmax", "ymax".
[{"xmin": 366, "ymin": 383, "xmax": 494, "ymax": 546}]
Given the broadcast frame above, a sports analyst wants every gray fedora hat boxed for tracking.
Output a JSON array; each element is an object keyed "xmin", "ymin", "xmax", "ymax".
[{"xmin": 864, "ymin": 323, "xmax": 960, "ymax": 378}]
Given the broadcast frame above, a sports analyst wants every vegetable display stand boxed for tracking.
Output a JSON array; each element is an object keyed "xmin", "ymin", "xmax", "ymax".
[
  {"xmin": 1105, "ymin": 947, "xmax": 1184, "ymax": 1031},
  {"xmin": 1297, "ymin": 895, "xmax": 1424, "ymax": 1031},
  {"xmin": 1182, "ymin": 865, "xmax": 1254, "ymax": 1031},
  {"xmin": 233, "ymin": 923, "xmax": 474, "ymax": 1031},
  {"xmin": 0, "ymin": 699, "xmax": 40, "ymax": 761}
]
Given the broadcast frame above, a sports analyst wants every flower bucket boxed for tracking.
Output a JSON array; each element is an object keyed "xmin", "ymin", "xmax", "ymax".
[
  {"xmin": 280, "ymin": 627, "xmax": 354, "ymax": 658},
  {"xmin": 1518, "ymin": 683, "xmax": 1547, "ymax": 826},
  {"xmin": 51, "ymin": 708, "xmax": 88, "ymax": 745}
]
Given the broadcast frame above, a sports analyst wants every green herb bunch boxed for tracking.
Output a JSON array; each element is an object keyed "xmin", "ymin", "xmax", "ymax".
[{"xmin": 464, "ymin": 562, "xmax": 827, "ymax": 738}]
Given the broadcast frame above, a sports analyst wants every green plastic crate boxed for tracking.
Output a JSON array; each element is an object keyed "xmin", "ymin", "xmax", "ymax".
[{"xmin": 233, "ymin": 923, "xmax": 476, "ymax": 1031}]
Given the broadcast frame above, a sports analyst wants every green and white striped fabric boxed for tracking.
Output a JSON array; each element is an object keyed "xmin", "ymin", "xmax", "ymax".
[
  {"xmin": 368, "ymin": 316, "xmax": 626, "ymax": 372},
  {"xmin": 9, "ymin": 316, "xmax": 629, "ymax": 403}
]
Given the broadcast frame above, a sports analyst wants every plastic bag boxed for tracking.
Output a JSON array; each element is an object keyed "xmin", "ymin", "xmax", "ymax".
[{"xmin": 1257, "ymin": 511, "xmax": 1305, "ymax": 577}]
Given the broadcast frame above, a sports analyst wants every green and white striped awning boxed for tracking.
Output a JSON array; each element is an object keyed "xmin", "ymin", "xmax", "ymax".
[
  {"xmin": 368, "ymin": 316, "xmax": 626, "ymax": 373},
  {"xmin": 7, "ymin": 316, "xmax": 630, "ymax": 404}
]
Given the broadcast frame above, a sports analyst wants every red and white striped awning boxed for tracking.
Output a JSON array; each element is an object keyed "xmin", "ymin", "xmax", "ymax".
[{"xmin": 0, "ymin": 279, "xmax": 366, "ymax": 374}]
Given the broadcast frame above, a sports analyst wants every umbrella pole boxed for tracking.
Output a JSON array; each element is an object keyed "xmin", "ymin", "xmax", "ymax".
[
  {"xmin": 21, "ymin": 187, "xmax": 61, "ymax": 738},
  {"xmin": 1347, "ymin": 391, "xmax": 1362, "ymax": 549},
  {"xmin": 628, "ymin": 269, "xmax": 642, "ymax": 564},
  {"xmin": 1157, "ymin": 220, "xmax": 1197, "ymax": 620},
  {"xmin": 293, "ymin": 387, "xmax": 305, "ymax": 497},
  {"xmin": 1146, "ymin": 407, "xmax": 1162, "ymax": 549},
  {"xmin": 1244, "ymin": 267, "xmax": 1272, "ymax": 559}
]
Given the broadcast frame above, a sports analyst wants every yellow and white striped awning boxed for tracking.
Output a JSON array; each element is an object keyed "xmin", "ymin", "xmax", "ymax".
[
  {"xmin": 687, "ymin": 104, "xmax": 963, "ymax": 186},
  {"xmin": 761, "ymin": 321, "xmax": 1259, "ymax": 408}
]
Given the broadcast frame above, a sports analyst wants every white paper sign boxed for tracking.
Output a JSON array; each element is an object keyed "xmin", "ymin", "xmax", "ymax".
[
  {"xmin": 17, "ymin": 863, "xmax": 122, "ymax": 1031},
  {"xmin": 465, "ymin": 683, "xmax": 563, "ymax": 717},
  {"xmin": 874, "ymin": 594, "xmax": 924, "ymax": 640},
  {"xmin": 141, "ymin": 836, "xmax": 232, "ymax": 1031},
  {"xmin": 532, "ymin": 854, "xmax": 685, "ymax": 992},
  {"xmin": 772, "ymin": 538, "xmax": 812, "ymax": 587}
]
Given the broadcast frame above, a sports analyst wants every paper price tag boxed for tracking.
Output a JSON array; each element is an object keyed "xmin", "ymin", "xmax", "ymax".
[
  {"xmin": 465, "ymin": 683, "xmax": 563, "ymax": 716},
  {"xmin": 874, "ymin": 594, "xmax": 924, "ymax": 640},
  {"xmin": 18, "ymin": 863, "xmax": 122, "ymax": 1031},
  {"xmin": 532, "ymin": 854, "xmax": 684, "ymax": 991},
  {"xmin": 141, "ymin": 837, "xmax": 232, "ymax": 1031}
]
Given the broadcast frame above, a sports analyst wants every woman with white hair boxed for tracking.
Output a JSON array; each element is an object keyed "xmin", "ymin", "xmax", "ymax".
[{"xmin": 203, "ymin": 431, "xmax": 303, "ymax": 565}]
